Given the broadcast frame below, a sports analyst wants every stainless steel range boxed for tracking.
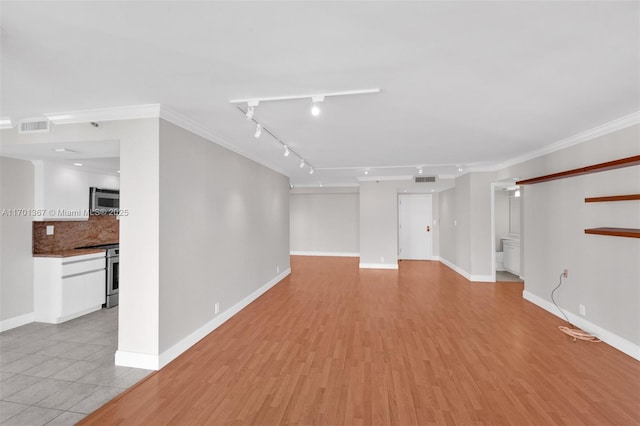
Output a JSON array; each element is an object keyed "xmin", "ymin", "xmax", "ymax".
[{"xmin": 106, "ymin": 246, "xmax": 119, "ymax": 308}]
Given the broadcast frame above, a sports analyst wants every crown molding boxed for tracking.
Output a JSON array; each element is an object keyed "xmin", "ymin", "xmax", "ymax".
[
  {"xmin": 42, "ymin": 103, "xmax": 291, "ymax": 177},
  {"xmin": 490, "ymin": 111, "xmax": 640, "ymax": 172},
  {"xmin": 158, "ymin": 106, "xmax": 290, "ymax": 176},
  {"xmin": 44, "ymin": 104, "xmax": 161, "ymax": 124}
]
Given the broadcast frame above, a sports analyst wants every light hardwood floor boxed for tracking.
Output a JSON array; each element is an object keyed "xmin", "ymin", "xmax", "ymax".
[{"xmin": 81, "ymin": 256, "xmax": 640, "ymax": 425}]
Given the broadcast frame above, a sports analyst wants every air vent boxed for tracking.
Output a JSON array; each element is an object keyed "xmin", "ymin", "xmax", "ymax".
[
  {"xmin": 415, "ymin": 176, "xmax": 436, "ymax": 183},
  {"xmin": 19, "ymin": 118, "xmax": 51, "ymax": 134}
]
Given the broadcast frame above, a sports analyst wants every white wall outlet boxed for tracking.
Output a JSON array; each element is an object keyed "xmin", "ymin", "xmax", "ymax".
[
  {"xmin": 562, "ymin": 269, "xmax": 568, "ymax": 278},
  {"xmin": 46, "ymin": 225, "xmax": 54, "ymax": 235},
  {"xmin": 214, "ymin": 302, "xmax": 220, "ymax": 315},
  {"xmin": 579, "ymin": 304, "xmax": 586, "ymax": 316}
]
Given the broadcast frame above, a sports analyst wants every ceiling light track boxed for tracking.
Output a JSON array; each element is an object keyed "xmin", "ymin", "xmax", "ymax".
[
  {"xmin": 229, "ymin": 88, "xmax": 380, "ymax": 105},
  {"xmin": 235, "ymin": 105, "xmax": 313, "ymax": 171}
]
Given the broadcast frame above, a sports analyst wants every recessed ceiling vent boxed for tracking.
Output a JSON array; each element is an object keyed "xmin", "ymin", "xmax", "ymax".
[
  {"xmin": 415, "ymin": 176, "xmax": 436, "ymax": 183},
  {"xmin": 19, "ymin": 118, "xmax": 51, "ymax": 134}
]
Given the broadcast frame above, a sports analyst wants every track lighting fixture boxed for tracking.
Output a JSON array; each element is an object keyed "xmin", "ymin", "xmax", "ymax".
[
  {"xmin": 364, "ymin": 170, "xmax": 369, "ymax": 175},
  {"xmin": 299, "ymin": 159, "xmax": 305, "ymax": 168},
  {"xmin": 310, "ymin": 95, "xmax": 324, "ymax": 117},
  {"xmin": 309, "ymin": 168, "xmax": 314, "ymax": 175},
  {"xmin": 254, "ymin": 123, "xmax": 262, "ymax": 138},
  {"xmin": 283, "ymin": 145, "xmax": 290, "ymax": 157},
  {"xmin": 245, "ymin": 106, "xmax": 254, "ymax": 120},
  {"xmin": 417, "ymin": 167, "xmax": 423, "ymax": 174}
]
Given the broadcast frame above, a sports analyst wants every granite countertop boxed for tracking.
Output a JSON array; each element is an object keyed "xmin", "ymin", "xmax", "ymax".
[{"xmin": 33, "ymin": 248, "xmax": 106, "ymax": 258}]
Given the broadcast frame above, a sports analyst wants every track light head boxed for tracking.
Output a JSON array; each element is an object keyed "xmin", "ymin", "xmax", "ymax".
[
  {"xmin": 309, "ymin": 168, "xmax": 314, "ymax": 175},
  {"xmin": 254, "ymin": 123, "xmax": 262, "ymax": 138},
  {"xmin": 245, "ymin": 106, "xmax": 254, "ymax": 120},
  {"xmin": 417, "ymin": 167, "xmax": 423, "ymax": 174},
  {"xmin": 310, "ymin": 95, "xmax": 324, "ymax": 117},
  {"xmin": 283, "ymin": 145, "xmax": 290, "ymax": 157},
  {"xmin": 299, "ymin": 159, "xmax": 305, "ymax": 168},
  {"xmin": 364, "ymin": 170, "xmax": 369, "ymax": 175}
]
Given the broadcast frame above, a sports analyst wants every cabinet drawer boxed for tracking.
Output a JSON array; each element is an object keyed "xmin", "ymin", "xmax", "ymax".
[{"xmin": 62, "ymin": 257, "xmax": 105, "ymax": 277}]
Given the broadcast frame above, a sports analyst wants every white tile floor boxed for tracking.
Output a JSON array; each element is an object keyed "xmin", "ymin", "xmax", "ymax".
[{"xmin": 0, "ymin": 308, "xmax": 152, "ymax": 425}]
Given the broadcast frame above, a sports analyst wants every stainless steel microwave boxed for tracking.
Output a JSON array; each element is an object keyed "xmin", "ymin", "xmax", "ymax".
[{"xmin": 89, "ymin": 187, "xmax": 120, "ymax": 215}]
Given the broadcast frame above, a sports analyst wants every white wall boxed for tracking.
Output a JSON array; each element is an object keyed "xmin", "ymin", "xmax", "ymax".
[
  {"xmin": 158, "ymin": 119, "xmax": 290, "ymax": 354},
  {"xmin": 0, "ymin": 157, "xmax": 35, "ymax": 328},
  {"xmin": 290, "ymin": 189, "xmax": 359, "ymax": 255}
]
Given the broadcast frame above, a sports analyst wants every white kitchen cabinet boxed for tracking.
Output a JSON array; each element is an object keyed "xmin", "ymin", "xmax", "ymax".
[
  {"xmin": 33, "ymin": 161, "xmax": 119, "ymax": 221},
  {"xmin": 34, "ymin": 252, "xmax": 106, "ymax": 323},
  {"xmin": 502, "ymin": 238, "xmax": 521, "ymax": 276}
]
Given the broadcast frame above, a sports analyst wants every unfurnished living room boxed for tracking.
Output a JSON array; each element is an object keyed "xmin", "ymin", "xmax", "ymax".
[{"xmin": 0, "ymin": 2, "xmax": 639, "ymax": 425}]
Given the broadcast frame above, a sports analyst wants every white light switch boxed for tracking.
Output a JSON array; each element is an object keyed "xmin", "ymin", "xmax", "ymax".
[{"xmin": 46, "ymin": 225, "xmax": 54, "ymax": 235}]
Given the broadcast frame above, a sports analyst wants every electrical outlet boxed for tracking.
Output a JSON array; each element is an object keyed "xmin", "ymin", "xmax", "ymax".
[
  {"xmin": 214, "ymin": 302, "xmax": 220, "ymax": 315},
  {"xmin": 562, "ymin": 269, "xmax": 568, "ymax": 278},
  {"xmin": 46, "ymin": 225, "xmax": 54, "ymax": 235},
  {"xmin": 579, "ymin": 304, "xmax": 586, "ymax": 316}
]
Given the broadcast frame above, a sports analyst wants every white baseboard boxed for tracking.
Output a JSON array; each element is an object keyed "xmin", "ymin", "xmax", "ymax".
[
  {"xmin": 359, "ymin": 262, "xmax": 398, "ymax": 270},
  {"xmin": 115, "ymin": 350, "xmax": 160, "ymax": 370},
  {"xmin": 115, "ymin": 268, "xmax": 292, "ymax": 371},
  {"xmin": 0, "ymin": 312, "xmax": 34, "ymax": 332},
  {"xmin": 438, "ymin": 258, "xmax": 493, "ymax": 282},
  {"xmin": 523, "ymin": 290, "xmax": 640, "ymax": 361},
  {"xmin": 431, "ymin": 256, "xmax": 441, "ymax": 261},
  {"xmin": 290, "ymin": 251, "xmax": 359, "ymax": 257}
]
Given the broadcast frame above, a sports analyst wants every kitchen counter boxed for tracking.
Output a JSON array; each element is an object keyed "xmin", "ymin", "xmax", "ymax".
[{"xmin": 33, "ymin": 248, "xmax": 106, "ymax": 258}]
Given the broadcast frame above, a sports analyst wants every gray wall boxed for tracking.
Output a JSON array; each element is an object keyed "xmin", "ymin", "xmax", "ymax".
[
  {"xmin": 499, "ymin": 124, "xmax": 640, "ymax": 345},
  {"xmin": 469, "ymin": 172, "xmax": 495, "ymax": 277},
  {"xmin": 439, "ymin": 188, "xmax": 456, "ymax": 263},
  {"xmin": 495, "ymin": 191, "xmax": 510, "ymax": 251},
  {"xmin": 290, "ymin": 189, "xmax": 359, "ymax": 254},
  {"xmin": 158, "ymin": 119, "xmax": 290, "ymax": 353},
  {"xmin": 359, "ymin": 181, "xmax": 400, "ymax": 266},
  {"xmin": 0, "ymin": 157, "xmax": 34, "ymax": 323},
  {"xmin": 439, "ymin": 172, "xmax": 497, "ymax": 279}
]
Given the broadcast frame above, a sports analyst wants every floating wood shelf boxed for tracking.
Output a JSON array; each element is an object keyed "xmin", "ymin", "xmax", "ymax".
[
  {"xmin": 585, "ymin": 194, "xmax": 640, "ymax": 203},
  {"xmin": 516, "ymin": 155, "xmax": 640, "ymax": 185},
  {"xmin": 584, "ymin": 228, "xmax": 640, "ymax": 238}
]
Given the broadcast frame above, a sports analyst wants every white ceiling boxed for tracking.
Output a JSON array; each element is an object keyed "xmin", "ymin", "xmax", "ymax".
[{"xmin": 1, "ymin": 1, "xmax": 638, "ymax": 186}]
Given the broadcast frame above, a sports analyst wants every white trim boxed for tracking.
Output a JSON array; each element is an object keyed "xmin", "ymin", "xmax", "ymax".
[
  {"xmin": 431, "ymin": 256, "xmax": 441, "ymax": 261},
  {"xmin": 115, "ymin": 269, "xmax": 291, "ymax": 371},
  {"xmin": 0, "ymin": 312, "xmax": 34, "ymax": 332},
  {"xmin": 359, "ymin": 262, "xmax": 399, "ymax": 270},
  {"xmin": 523, "ymin": 291, "xmax": 640, "ymax": 361},
  {"xmin": 115, "ymin": 351, "xmax": 160, "ymax": 371},
  {"xmin": 438, "ymin": 257, "xmax": 493, "ymax": 282},
  {"xmin": 56, "ymin": 306, "xmax": 102, "ymax": 324},
  {"xmin": 290, "ymin": 251, "xmax": 359, "ymax": 257},
  {"xmin": 45, "ymin": 104, "xmax": 161, "ymax": 124},
  {"xmin": 492, "ymin": 111, "xmax": 640, "ymax": 171}
]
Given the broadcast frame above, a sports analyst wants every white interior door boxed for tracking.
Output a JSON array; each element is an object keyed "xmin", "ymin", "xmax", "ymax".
[{"xmin": 398, "ymin": 194, "xmax": 432, "ymax": 260}]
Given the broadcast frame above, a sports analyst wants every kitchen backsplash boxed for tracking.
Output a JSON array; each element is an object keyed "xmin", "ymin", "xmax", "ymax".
[{"xmin": 33, "ymin": 215, "xmax": 119, "ymax": 254}]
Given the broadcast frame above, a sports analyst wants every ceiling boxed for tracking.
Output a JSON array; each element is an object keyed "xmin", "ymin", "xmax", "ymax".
[{"xmin": 1, "ymin": 1, "xmax": 638, "ymax": 186}]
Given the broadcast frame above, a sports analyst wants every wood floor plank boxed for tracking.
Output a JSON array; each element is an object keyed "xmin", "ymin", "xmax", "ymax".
[{"xmin": 80, "ymin": 257, "xmax": 640, "ymax": 425}]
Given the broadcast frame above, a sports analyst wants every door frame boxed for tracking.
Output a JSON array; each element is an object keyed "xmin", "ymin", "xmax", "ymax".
[{"xmin": 397, "ymin": 193, "xmax": 433, "ymax": 260}]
